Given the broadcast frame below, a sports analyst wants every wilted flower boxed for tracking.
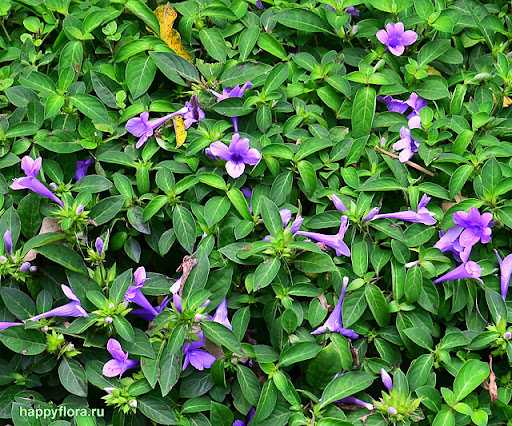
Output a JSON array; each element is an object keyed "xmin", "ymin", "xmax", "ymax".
[
  {"xmin": 369, "ymin": 195, "xmax": 436, "ymax": 225},
  {"xmin": 182, "ymin": 333, "xmax": 216, "ymax": 371},
  {"xmin": 74, "ymin": 158, "xmax": 93, "ymax": 181},
  {"xmin": 434, "ymin": 208, "xmax": 492, "ymax": 262},
  {"xmin": 28, "ymin": 285, "xmax": 88, "ymax": 321},
  {"xmin": 380, "ymin": 368, "xmax": 393, "ymax": 391},
  {"xmin": 495, "ymin": 251, "xmax": 512, "ymax": 300},
  {"xmin": 376, "ymin": 23, "xmax": 417, "ymax": 56},
  {"xmin": 311, "ymin": 277, "xmax": 358, "ymax": 339},
  {"xmin": 433, "ymin": 261, "xmax": 481, "ymax": 284},
  {"xmin": 296, "ymin": 216, "xmax": 351, "ymax": 257},
  {"xmin": 212, "ymin": 299, "xmax": 232, "ymax": 330},
  {"xmin": 102, "ymin": 338, "xmax": 139, "ymax": 377},
  {"xmin": 3, "ymin": 230, "xmax": 12, "ymax": 255},
  {"xmin": 11, "ymin": 157, "xmax": 63, "ymax": 206},
  {"xmin": 208, "ymin": 133, "xmax": 261, "ymax": 179}
]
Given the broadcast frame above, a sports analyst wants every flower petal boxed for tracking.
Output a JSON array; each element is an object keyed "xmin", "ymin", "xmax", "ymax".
[
  {"xmin": 225, "ymin": 161, "xmax": 246, "ymax": 178},
  {"xmin": 208, "ymin": 141, "xmax": 231, "ymax": 160}
]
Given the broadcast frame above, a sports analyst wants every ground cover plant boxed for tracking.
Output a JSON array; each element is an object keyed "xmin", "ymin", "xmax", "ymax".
[{"xmin": 0, "ymin": 0, "xmax": 512, "ymax": 425}]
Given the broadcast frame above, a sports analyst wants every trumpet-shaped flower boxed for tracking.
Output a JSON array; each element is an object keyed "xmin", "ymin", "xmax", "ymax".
[
  {"xmin": 74, "ymin": 159, "xmax": 93, "ymax": 181},
  {"xmin": 182, "ymin": 333, "xmax": 216, "ymax": 371},
  {"xmin": 296, "ymin": 216, "xmax": 351, "ymax": 257},
  {"xmin": 433, "ymin": 261, "xmax": 481, "ymax": 284},
  {"xmin": 495, "ymin": 251, "xmax": 512, "ymax": 300},
  {"xmin": 370, "ymin": 195, "xmax": 436, "ymax": 225},
  {"xmin": 212, "ymin": 299, "xmax": 232, "ymax": 330},
  {"xmin": 29, "ymin": 285, "xmax": 88, "ymax": 321},
  {"xmin": 3, "ymin": 230, "xmax": 12, "ymax": 255},
  {"xmin": 125, "ymin": 267, "xmax": 164, "ymax": 321},
  {"xmin": 102, "ymin": 338, "xmax": 139, "ymax": 378}
]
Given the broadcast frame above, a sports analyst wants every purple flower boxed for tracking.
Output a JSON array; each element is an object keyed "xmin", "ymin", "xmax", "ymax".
[
  {"xmin": 183, "ymin": 333, "xmax": 216, "ymax": 371},
  {"xmin": 19, "ymin": 262, "xmax": 31, "ymax": 272},
  {"xmin": 212, "ymin": 82, "xmax": 253, "ymax": 102},
  {"xmin": 377, "ymin": 95, "xmax": 409, "ymax": 114},
  {"xmin": 346, "ymin": 6, "xmax": 359, "ymax": 17},
  {"xmin": 376, "ymin": 22, "xmax": 417, "ymax": 56},
  {"xmin": 28, "ymin": 285, "xmax": 88, "ymax": 321},
  {"xmin": 125, "ymin": 107, "xmax": 188, "ymax": 149},
  {"xmin": 11, "ymin": 157, "xmax": 63, "ymax": 206},
  {"xmin": 495, "ymin": 251, "xmax": 512, "ymax": 300},
  {"xmin": 393, "ymin": 119, "xmax": 420, "ymax": 163},
  {"xmin": 281, "ymin": 209, "xmax": 303, "ymax": 234},
  {"xmin": 311, "ymin": 277, "xmax": 358, "ymax": 339},
  {"xmin": 434, "ymin": 208, "xmax": 492, "ymax": 262},
  {"xmin": 296, "ymin": 216, "xmax": 351, "ymax": 257},
  {"xmin": 241, "ymin": 187, "xmax": 253, "ymax": 213},
  {"xmin": 364, "ymin": 207, "xmax": 381, "ymax": 222},
  {"xmin": 95, "ymin": 237, "xmax": 104, "ymax": 255},
  {"xmin": 255, "ymin": 0, "xmax": 264, "ymax": 9},
  {"xmin": 212, "ymin": 299, "xmax": 232, "ymax": 330},
  {"xmin": 339, "ymin": 397, "xmax": 373, "ymax": 410},
  {"xmin": 380, "ymin": 368, "xmax": 393, "ymax": 391},
  {"xmin": 406, "ymin": 92, "xmax": 427, "ymax": 118},
  {"xmin": 102, "ymin": 338, "xmax": 139, "ymax": 378},
  {"xmin": 3, "ymin": 230, "xmax": 12, "ymax": 255},
  {"xmin": 208, "ymin": 133, "xmax": 261, "ymax": 178},
  {"xmin": 433, "ymin": 261, "xmax": 481, "ymax": 284},
  {"xmin": 233, "ymin": 408, "xmax": 255, "ymax": 426},
  {"xmin": 125, "ymin": 267, "xmax": 161, "ymax": 321},
  {"xmin": 183, "ymin": 95, "xmax": 205, "ymax": 129},
  {"xmin": 370, "ymin": 195, "xmax": 436, "ymax": 225},
  {"xmin": 388, "ymin": 407, "xmax": 398, "ymax": 415},
  {"xmin": 329, "ymin": 194, "xmax": 348, "ymax": 212},
  {"xmin": 74, "ymin": 159, "xmax": 93, "ymax": 181},
  {"xmin": 0, "ymin": 322, "xmax": 23, "ymax": 331}
]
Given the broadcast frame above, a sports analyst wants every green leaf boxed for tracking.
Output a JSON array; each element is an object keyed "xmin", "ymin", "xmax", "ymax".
[
  {"xmin": 150, "ymin": 51, "xmax": 200, "ymax": 85},
  {"xmin": 257, "ymin": 33, "xmax": 287, "ymax": 60},
  {"xmin": 352, "ymin": 240, "xmax": 368, "ymax": 276},
  {"xmin": 320, "ymin": 371, "xmax": 374, "ymax": 408},
  {"xmin": 70, "ymin": 94, "xmax": 111, "ymax": 127},
  {"xmin": 279, "ymin": 342, "xmax": 322, "ymax": 367},
  {"xmin": 1, "ymin": 288, "xmax": 35, "ymax": 320},
  {"xmin": 418, "ymin": 39, "xmax": 451, "ymax": 66},
  {"xmin": 236, "ymin": 365, "xmax": 261, "ymax": 405},
  {"xmin": 259, "ymin": 196, "xmax": 282, "ymax": 236},
  {"xmin": 276, "ymin": 9, "xmax": 330, "ymax": 33},
  {"xmin": 0, "ymin": 327, "xmax": 46, "ymax": 355},
  {"xmin": 125, "ymin": 0, "xmax": 160, "ymax": 34},
  {"xmin": 449, "ymin": 164, "xmax": 473, "ymax": 198},
  {"xmin": 201, "ymin": 321, "xmax": 242, "ymax": 354},
  {"xmin": 254, "ymin": 257, "xmax": 281, "ymax": 291},
  {"xmin": 58, "ymin": 41, "xmax": 83, "ymax": 91},
  {"xmin": 35, "ymin": 244, "xmax": 87, "ymax": 274},
  {"xmin": 403, "ymin": 327, "xmax": 433, "ymax": 350},
  {"xmin": 481, "ymin": 158, "xmax": 501, "ymax": 197},
  {"xmin": 360, "ymin": 177, "xmax": 404, "ymax": 192},
  {"xmin": 239, "ymin": 26, "xmax": 260, "ymax": 61},
  {"xmin": 351, "ymin": 86, "xmax": 376, "ymax": 137},
  {"xmin": 433, "ymin": 409, "xmax": 455, "ymax": 426},
  {"xmin": 453, "ymin": 359, "xmax": 490, "ymax": 401},
  {"xmin": 253, "ymin": 380, "xmax": 277, "ymax": 423},
  {"xmin": 90, "ymin": 195, "xmax": 125, "ymax": 225},
  {"xmin": 109, "ymin": 269, "xmax": 132, "ymax": 304},
  {"xmin": 73, "ymin": 175, "xmax": 113, "ymax": 193},
  {"xmin": 365, "ymin": 284, "xmax": 389, "ymax": 327},
  {"xmin": 58, "ymin": 358, "xmax": 87, "ymax": 397},
  {"xmin": 227, "ymin": 188, "xmax": 252, "ymax": 220},
  {"xmin": 295, "ymin": 252, "xmax": 337, "ymax": 273},
  {"xmin": 416, "ymin": 76, "xmax": 449, "ymax": 100},
  {"xmin": 143, "ymin": 195, "xmax": 168, "ymax": 222},
  {"xmin": 199, "ymin": 28, "xmax": 227, "ymax": 62},
  {"xmin": 126, "ymin": 54, "xmax": 156, "ymax": 99},
  {"xmin": 138, "ymin": 395, "xmax": 178, "ymax": 425},
  {"xmin": 172, "ymin": 206, "xmax": 196, "ymax": 253}
]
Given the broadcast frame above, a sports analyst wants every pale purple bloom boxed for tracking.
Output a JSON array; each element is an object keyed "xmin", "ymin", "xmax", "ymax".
[
  {"xmin": 125, "ymin": 107, "xmax": 188, "ymax": 149},
  {"xmin": 102, "ymin": 338, "xmax": 139, "ymax": 378},
  {"xmin": 311, "ymin": 277, "xmax": 358, "ymax": 339},
  {"xmin": 504, "ymin": 331, "xmax": 512, "ymax": 340},
  {"xmin": 95, "ymin": 237, "xmax": 104, "ymax": 255},
  {"xmin": 28, "ymin": 285, "xmax": 88, "ymax": 321},
  {"xmin": 182, "ymin": 333, "xmax": 216, "ymax": 371},
  {"xmin": 346, "ymin": 6, "xmax": 359, "ymax": 17},
  {"xmin": 0, "ymin": 322, "xmax": 23, "ymax": 331},
  {"xmin": 393, "ymin": 125, "xmax": 419, "ymax": 163},
  {"xmin": 212, "ymin": 82, "xmax": 253, "ymax": 102},
  {"xmin": 182, "ymin": 95, "xmax": 205, "ymax": 129},
  {"xmin": 208, "ymin": 133, "xmax": 261, "ymax": 178},
  {"xmin": 19, "ymin": 262, "xmax": 31, "ymax": 273},
  {"xmin": 339, "ymin": 397, "xmax": 373, "ymax": 410},
  {"xmin": 377, "ymin": 95, "xmax": 409, "ymax": 114},
  {"xmin": 125, "ymin": 267, "xmax": 163, "ymax": 320},
  {"xmin": 74, "ymin": 159, "xmax": 93, "ymax": 181},
  {"xmin": 370, "ymin": 195, "xmax": 436, "ymax": 225},
  {"xmin": 11, "ymin": 156, "xmax": 63, "ymax": 206},
  {"xmin": 329, "ymin": 194, "xmax": 348, "ymax": 212},
  {"xmin": 495, "ymin": 251, "xmax": 512, "ymax": 300},
  {"xmin": 378, "ymin": 93, "xmax": 426, "ymax": 118},
  {"xmin": 212, "ymin": 299, "xmax": 232, "ymax": 330},
  {"xmin": 280, "ymin": 209, "xmax": 292, "ymax": 227},
  {"xmin": 364, "ymin": 207, "xmax": 381, "ymax": 222},
  {"xmin": 3, "ymin": 230, "xmax": 12, "ymax": 255},
  {"xmin": 434, "ymin": 208, "xmax": 492, "ymax": 262},
  {"xmin": 255, "ymin": 0, "xmax": 264, "ymax": 9},
  {"xmin": 433, "ymin": 261, "xmax": 481, "ymax": 284},
  {"xmin": 380, "ymin": 368, "xmax": 393, "ymax": 391},
  {"xmin": 296, "ymin": 216, "xmax": 350, "ymax": 257},
  {"xmin": 406, "ymin": 92, "xmax": 427, "ymax": 118},
  {"xmin": 376, "ymin": 23, "xmax": 417, "ymax": 56}
]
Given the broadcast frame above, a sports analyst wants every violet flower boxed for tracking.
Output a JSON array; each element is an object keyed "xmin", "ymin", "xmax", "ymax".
[
  {"xmin": 255, "ymin": 0, "xmax": 264, "ymax": 9},
  {"xmin": 495, "ymin": 251, "xmax": 512, "ymax": 300},
  {"xmin": 376, "ymin": 23, "xmax": 417, "ymax": 56},
  {"xmin": 182, "ymin": 95, "xmax": 205, "ymax": 129},
  {"xmin": 364, "ymin": 207, "xmax": 381, "ymax": 222},
  {"xmin": 339, "ymin": 397, "xmax": 374, "ymax": 410},
  {"xmin": 434, "ymin": 208, "xmax": 493, "ymax": 262},
  {"xmin": 233, "ymin": 408, "xmax": 255, "ymax": 426},
  {"xmin": 433, "ymin": 261, "xmax": 481, "ymax": 284},
  {"xmin": 0, "ymin": 322, "xmax": 24, "ymax": 331},
  {"xmin": 102, "ymin": 338, "xmax": 139, "ymax": 378},
  {"xmin": 406, "ymin": 93, "xmax": 427, "ymax": 118},
  {"xmin": 211, "ymin": 82, "xmax": 253, "ymax": 132},
  {"xmin": 11, "ymin": 156, "xmax": 63, "ymax": 206},
  {"xmin": 74, "ymin": 159, "xmax": 93, "ymax": 181},
  {"xmin": 212, "ymin": 299, "xmax": 232, "ymax": 330},
  {"xmin": 370, "ymin": 195, "xmax": 436, "ymax": 225},
  {"xmin": 95, "ymin": 237, "xmax": 104, "ymax": 256},
  {"xmin": 378, "ymin": 93, "xmax": 426, "ymax": 119},
  {"xmin": 182, "ymin": 333, "xmax": 216, "ymax": 371},
  {"xmin": 281, "ymin": 209, "xmax": 303, "ymax": 234},
  {"xmin": 380, "ymin": 368, "xmax": 393, "ymax": 391},
  {"xmin": 208, "ymin": 133, "xmax": 261, "ymax": 178},
  {"xmin": 3, "ymin": 230, "xmax": 12, "ymax": 256},
  {"xmin": 346, "ymin": 6, "xmax": 359, "ymax": 17},
  {"xmin": 125, "ymin": 267, "xmax": 163, "ymax": 321},
  {"xmin": 329, "ymin": 194, "xmax": 348, "ymax": 212},
  {"xmin": 241, "ymin": 187, "xmax": 253, "ymax": 213},
  {"xmin": 296, "ymin": 216, "xmax": 351, "ymax": 257},
  {"xmin": 311, "ymin": 277, "xmax": 358, "ymax": 339},
  {"xmin": 377, "ymin": 95, "xmax": 409, "ymax": 114},
  {"xmin": 28, "ymin": 285, "xmax": 88, "ymax": 321},
  {"xmin": 393, "ymin": 116, "xmax": 421, "ymax": 163},
  {"xmin": 20, "ymin": 262, "xmax": 31, "ymax": 272}
]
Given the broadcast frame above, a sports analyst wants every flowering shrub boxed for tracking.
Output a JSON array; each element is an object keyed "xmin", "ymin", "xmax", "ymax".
[{"xmin": 1, "ymin": 0, "xmax": 512, "ymax": 425}]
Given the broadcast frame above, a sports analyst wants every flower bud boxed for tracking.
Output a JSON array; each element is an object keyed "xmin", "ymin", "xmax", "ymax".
[
  {"xmin": 504, "ymin": 331, "xmax": 512, "ymax": 340},
  {"xmin": 49, "ymin": 183, "xmax": 58, "ymax": 191},
  {"xmin": 20, "ymin": 262, "xmax": 31, "ymax": 272},
  {"xmin": 387, "ymin": 407, "xmax": 397, "ymax": 415},
  {"xmin": 30, "ymin": 266, "xmax": 37, "ymax": 273}
]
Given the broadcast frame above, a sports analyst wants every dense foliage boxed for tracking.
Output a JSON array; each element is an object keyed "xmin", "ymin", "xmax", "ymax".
[{"xmin": 1, "ymin": 0, "xmax": 512, "ymax": 425}]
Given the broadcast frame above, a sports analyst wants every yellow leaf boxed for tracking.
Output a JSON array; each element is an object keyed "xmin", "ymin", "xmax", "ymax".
[
  {"xmin": 155, "ymin": 3, "xmax": 192, "ymax": 61},
  {"xmin": 503, "ymin": 96, "xmax": 512, "ymax": 108},
  {"xmin": 173, "ymin": 115, "xmax": 187, "ymax": 147},
  {"xmin": 427, "ymin": 66, "xmax": 442, "ymax": 76}
]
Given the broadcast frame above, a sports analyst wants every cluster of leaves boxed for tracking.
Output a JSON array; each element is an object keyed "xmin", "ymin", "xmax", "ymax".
[{"xmin": 1, "ymin": 0, "xmax": 512, "ymax": 425}]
